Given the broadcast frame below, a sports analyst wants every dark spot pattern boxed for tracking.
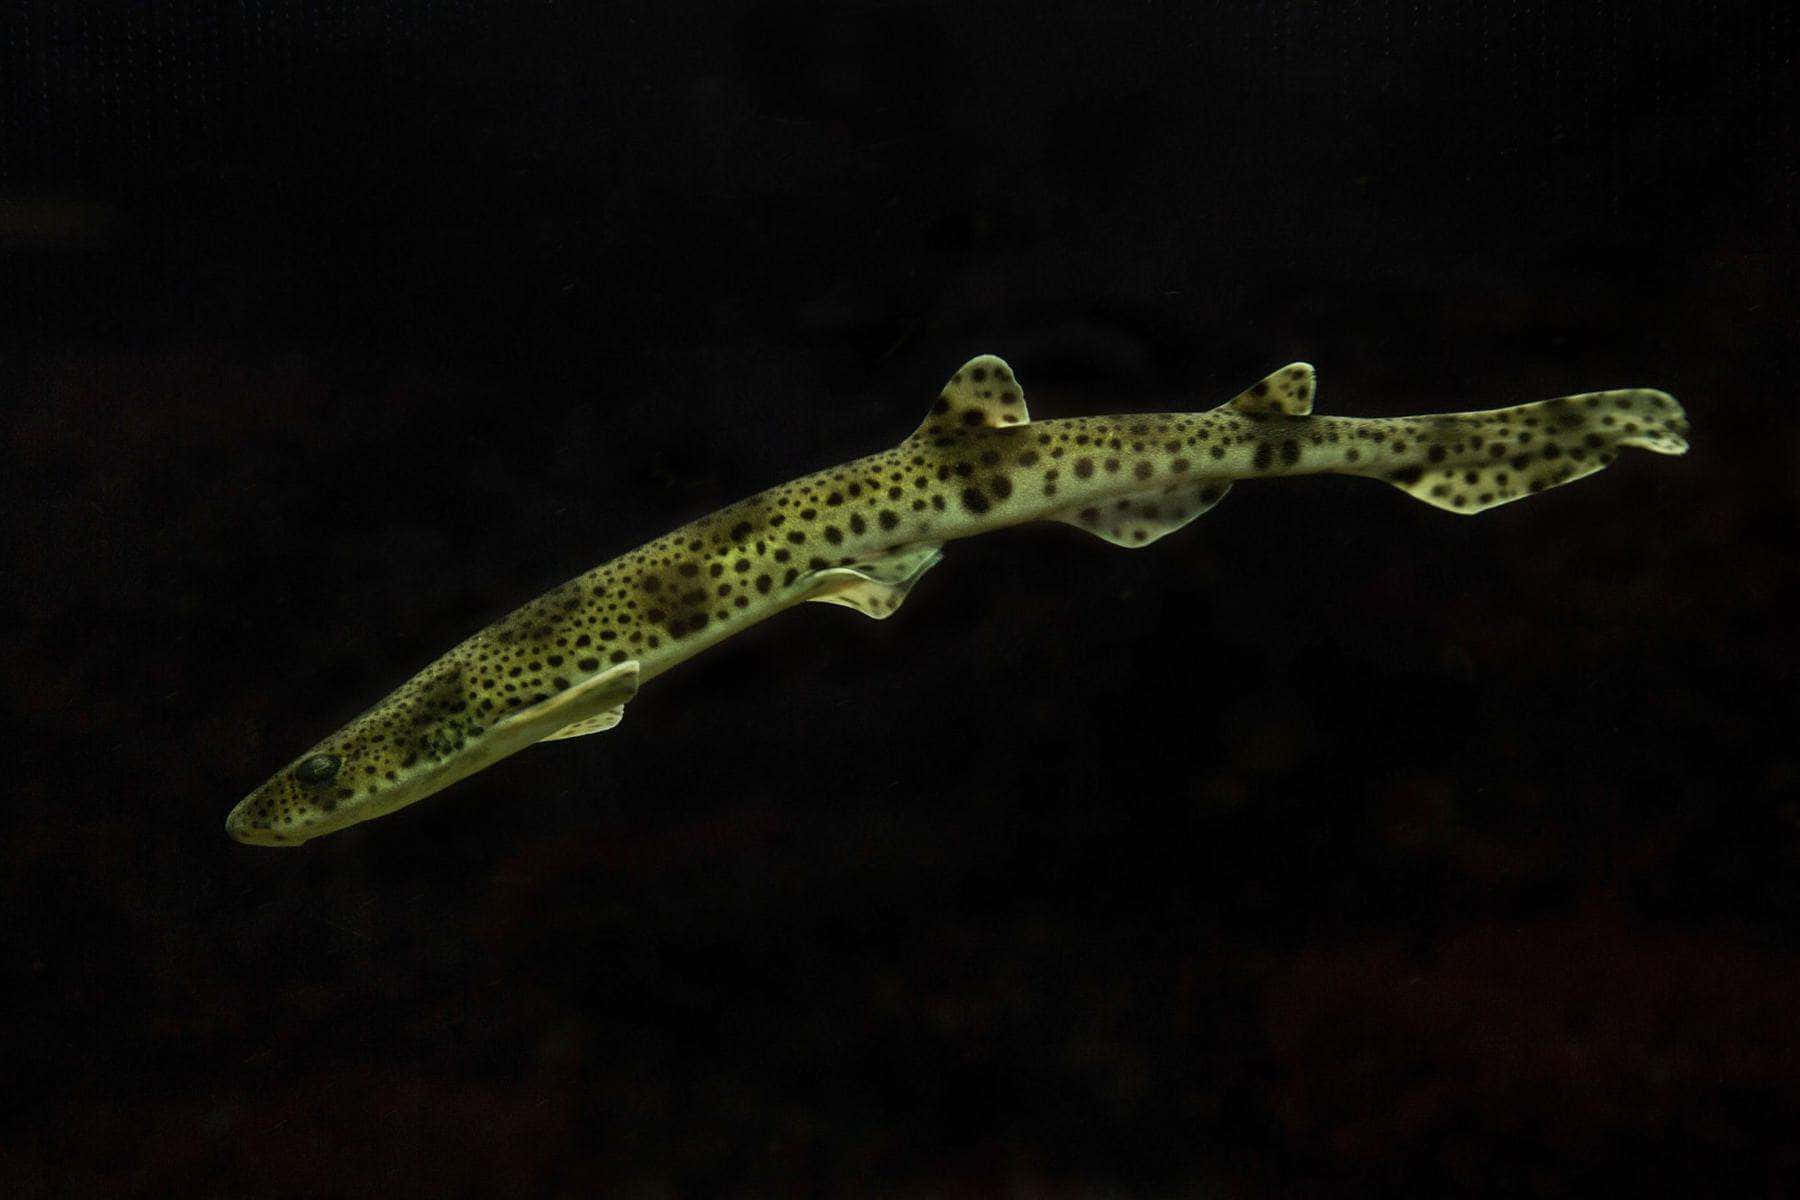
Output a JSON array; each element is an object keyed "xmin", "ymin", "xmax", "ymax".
[{"xmin": 230, "ymin": 355, "xmax": 1685, "ymax": 842}]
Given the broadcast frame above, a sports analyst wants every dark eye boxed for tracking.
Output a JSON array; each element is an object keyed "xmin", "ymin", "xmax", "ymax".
[{"xmin": 293, "ymin": 753, "xmax": 343, "ymax": 785}]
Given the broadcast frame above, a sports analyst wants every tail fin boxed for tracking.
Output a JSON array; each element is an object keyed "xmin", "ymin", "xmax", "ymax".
[{"xmin": 1378, "ymin": 388, "xmax": 1688, "ymax": 514}]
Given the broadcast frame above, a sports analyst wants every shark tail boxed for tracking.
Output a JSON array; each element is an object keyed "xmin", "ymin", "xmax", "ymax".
[{"xmin": 1369, "ymin": 387, "xmax": 1688, "ymax": 514}]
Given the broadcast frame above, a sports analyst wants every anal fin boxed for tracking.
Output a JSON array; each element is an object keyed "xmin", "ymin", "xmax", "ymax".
[
  {"xmin": 801, "ymin": 543, "xmax": 944, "ymax": 619},
  {"xmin": 1048, "ymin": 480, "xmax": 1232, "ymax": 547}
]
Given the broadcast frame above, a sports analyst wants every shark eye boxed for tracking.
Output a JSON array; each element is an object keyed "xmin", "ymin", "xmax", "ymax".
[{"xmin": 293, "ymin": 754, "xmax": 342, "ymax": 786}]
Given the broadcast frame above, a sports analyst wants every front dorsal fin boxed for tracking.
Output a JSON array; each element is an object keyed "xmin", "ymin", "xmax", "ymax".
[
  {"xmin": 1228, "ymin": 362, "xmax": 1316, "ymax": 415},
  {"xmin": 908, "ymin": 354, "xmax": 1030, "ymax": 441}
]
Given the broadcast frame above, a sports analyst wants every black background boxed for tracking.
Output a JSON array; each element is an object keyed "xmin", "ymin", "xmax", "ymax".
[{"xmin": 5, "ymin": 2, "xmax": 1797, "ymax": 1195}]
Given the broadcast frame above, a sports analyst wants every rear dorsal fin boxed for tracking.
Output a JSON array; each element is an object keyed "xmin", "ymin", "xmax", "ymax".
[
  {"xmin": 1228, "ymin": 362, "xmax": 1316, "ymax": 415},
  {"xmin": 908, "ymin": 354, "xmax": 1029, "ymax": 441}
]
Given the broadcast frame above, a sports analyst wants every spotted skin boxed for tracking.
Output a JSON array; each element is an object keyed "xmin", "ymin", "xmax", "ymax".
[{"xmin": 227, "ymin": 355, "xmax": 1688, "ymax": 844}]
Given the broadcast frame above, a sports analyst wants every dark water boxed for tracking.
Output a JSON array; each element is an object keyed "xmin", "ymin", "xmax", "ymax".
[{"xmin": 5, "ymin": 3, "xmax": 1796, "ymax": 1195}]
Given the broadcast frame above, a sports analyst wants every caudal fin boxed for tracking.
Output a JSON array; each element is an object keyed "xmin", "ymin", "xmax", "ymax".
[{"xmin": 1378, "ymin": 388, "xmax": 1688, "ymax": 514}]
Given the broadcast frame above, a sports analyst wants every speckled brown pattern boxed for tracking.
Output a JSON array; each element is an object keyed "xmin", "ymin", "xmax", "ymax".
[{"xmin": 227, "ymin": 355, "xmax": 1688, "ymax": 844}]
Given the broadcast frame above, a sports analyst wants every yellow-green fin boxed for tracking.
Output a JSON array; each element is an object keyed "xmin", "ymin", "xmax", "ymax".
[
  {"xmin": 908, "ymin": 354, "xmax": 1029, "ymax": 441},
  {"xmin": 491, "ymin": 660, "xmax": 640, "ymax": 742},
  {"xmin": 802, "ymin": 543, "xmax": 944, "ymax": 619},
  {"xmin": 541, "ymin": 706, "xmax": 626, "ymax": 741},
  {"xmin": 1228, "ymin": 362, "xmax": 1316, "ymax": 415},
  {"xmin": 1380, "ymin": 387, "xmax": 1688, "ymax": 514},
  {"xmin": 1048, "ymin": 480, "xmax": 1233, "ymax": 547}
]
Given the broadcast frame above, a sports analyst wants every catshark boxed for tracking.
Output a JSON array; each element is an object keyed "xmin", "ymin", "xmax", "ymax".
[{"xmin": 227, "ymin": 355, "xmax": 1688, "ymax": 845}]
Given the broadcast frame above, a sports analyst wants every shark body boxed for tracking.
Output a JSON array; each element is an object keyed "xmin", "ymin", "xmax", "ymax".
[{"xmin": 227, "ymin": 356, "xmax": 1688, "ymax": 845}]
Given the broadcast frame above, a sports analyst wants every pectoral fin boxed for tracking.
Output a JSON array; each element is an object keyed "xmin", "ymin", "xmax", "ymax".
[
  {"xmin": 491, "ymin": 660, "xmax": 640, "ymax": 743},
  {"xmin": 801, "ymin": 543, "xmax": 944, "ymax": 619},
  {"xmin": 541, "ymin": 706, "xmax": 626, "ymax": 741}
]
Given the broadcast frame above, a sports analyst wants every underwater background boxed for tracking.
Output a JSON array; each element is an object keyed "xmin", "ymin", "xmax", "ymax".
[{"xmin": 5, "ymin": 2, "xmax": 1796, "ymax": 1195}]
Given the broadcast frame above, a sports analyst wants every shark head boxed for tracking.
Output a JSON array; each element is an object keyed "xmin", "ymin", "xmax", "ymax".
[
  {"xmin": 227, "ymin": 737, "xmax": 407, "ymax": 845},
  {"xmin": 227, "ymin": 658, "xmax": 640, "ymax": 846}
]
